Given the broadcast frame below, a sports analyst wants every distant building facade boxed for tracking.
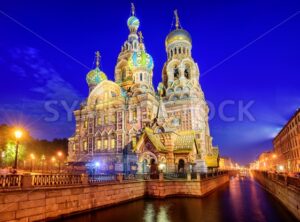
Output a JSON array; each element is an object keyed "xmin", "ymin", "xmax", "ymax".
[
  {"xmin": 273, "ymin": 109, "xmax": 300, "ymax": 172},
  {"xmin": 68, "ymin": 5, "xmax": 219, "ymax": 173}
]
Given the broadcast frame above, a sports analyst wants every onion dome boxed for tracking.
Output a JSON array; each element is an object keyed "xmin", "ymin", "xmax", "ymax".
[
  {"xmin": 165, "ymin": 9, "xmax": 192, "ymax": 46},
  {"xmin": 128, "ymin": 31, "xmax": 154, "ymax": 71},
  {"xmin": 127, "ymin": 16, "xmax": 140, "ymax": 30},
  {"xmin": 165, "ymin": 29, "xmax": 192, "ymax": 46},
  {"xmin": 86, "ymin": 51, "xmax": 107, "ymax": 87},
  {"xmin": 127, "ymin": 3, "xmax": 140, "ymax": 31},
  {"xmin": 128, "ymin": 51, "xmax": 154, "ymax": 71}
]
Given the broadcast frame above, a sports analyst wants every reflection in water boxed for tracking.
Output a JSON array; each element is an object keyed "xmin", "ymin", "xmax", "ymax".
[{"xmin": 57, "ymin": 177, "xmax": 298, "ymax": 222}]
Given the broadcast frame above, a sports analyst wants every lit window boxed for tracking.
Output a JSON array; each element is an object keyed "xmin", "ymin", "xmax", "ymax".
[
  {"xmin": 83, "ymin": 141, "xmax": 87, "ymax": 151},
  {"xmin": 104, "ymin": 139, "xmax": 108, "ymax": 149},
  {"xmin": 104, "ymin": 116, "xmax": 108, "ymax": 124},
  {"xmin": 111, "ymin": 139, "xmax": 115, "ymax": 149},
  {"xmin": 97, "ymin": 139, "xmax": 101, "ymax": 150},
  {"xmin": 84, "ymin": 120, "xmax": 88, "ymax": 128},
  {"xmin": 72, "ymin": 144, "xmax": 76, "ymax": 151},
  {"xmin": 97, "ymin": 117, "xmax": 101, "ymax": 125}
]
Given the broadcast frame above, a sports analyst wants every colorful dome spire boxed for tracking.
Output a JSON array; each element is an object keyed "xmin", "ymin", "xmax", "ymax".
[
  {"xmin": 127, "ymin": 3, "xmax": 140, "ymax": 32},
  {"xmin": 128, "ymin": 31, "xmax": 154, "ymax": 71},
  {"xmin": 86, "ymin": 51, "xmax": 107, "ymax": 87}
]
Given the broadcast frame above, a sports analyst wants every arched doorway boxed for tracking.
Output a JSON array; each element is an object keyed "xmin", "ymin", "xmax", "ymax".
[
  {"xmin": 178, "ymin": 159, "xmax": 185, "ymax": 173},
  {"xmin": 139, "ymin": 151, "xmax": 158, "ymax": 174}
]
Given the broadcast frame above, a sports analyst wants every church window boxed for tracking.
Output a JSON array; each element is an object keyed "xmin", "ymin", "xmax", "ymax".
[
  {"xmin": 83, "ymin": 120, "xmax": 88, "ymax": 128},
  {"xmin": 174, "ymin": 48, "xmax": 177, "ymax": 54},
  {"xmin": 104, "ymin": 139, "xmax": 108, "ymax": 149},
  {"xmin": 104, "ymin": 115, "xmax": 108, "ymax": 124},
  {"xmin": 184, "ymin": 65, "xmax": 190, "ymax": 79},
  {"xmin": 183, "ymin": 48, "xmax": 186, "ymax": 54},
  {"xmin": 97, "ymin": 139, "xmax": 101, "ymax": 150},
  {"xmin": 133, "ymin": 109, "xmax": 137, "ymax": 120},
  {"xmin": 111, "ymin": 138, "xmax": 116, "ymax": 149},
  {"xmin": 174, "ymin": 66, "xmax": 179, "ymax": 80},
  {"xmin": 140, "ymin": 73, "xmax": 143, "ymax": 81},
  {"xmin": 179, "ymin": 48, "xmax": 181, "ymax": 54},
  {"xmin": 72, "ymin": 144, "xmax": 76, "ymax": 151},
  {"xmin": 83, "ymin": 141, "xmax": 87, "ymax": 151},
  {"xmin": 97, "ymin": 117, "xmax": 102, "ymax": 125},
  {"xmin": 171, "ymin": 50, "xmax": 173, "ymax": 57}
]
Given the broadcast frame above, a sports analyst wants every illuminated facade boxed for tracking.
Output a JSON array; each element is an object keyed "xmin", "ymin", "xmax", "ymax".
[
  {"xmin": 273, "ymin": 109, "xmax": 300, "ymax": 173},
  {"xmin": 68, "ymin": 5, "xmax": 219, "ymax": 173}
]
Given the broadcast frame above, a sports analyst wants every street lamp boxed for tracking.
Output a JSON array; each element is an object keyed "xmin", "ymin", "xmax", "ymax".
[
  {"xmin": 51, "ymin": 157, "xmax": 56, "ymax": 173},
  {"xmin": 57, "ymin": 151, "xmax": 63, "ymax": 173},
  {"xmin": 13, "ymin": 129, "xmax": 23, "ymax": 173},
  {"xmin": 30, "ymin": 153, "xmax": 35, "ymax": 172}
]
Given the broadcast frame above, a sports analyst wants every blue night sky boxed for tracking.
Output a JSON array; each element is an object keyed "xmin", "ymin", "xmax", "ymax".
[{"xmin": 0, "ymin": 0, "xmax": 299, "ymax": 164}]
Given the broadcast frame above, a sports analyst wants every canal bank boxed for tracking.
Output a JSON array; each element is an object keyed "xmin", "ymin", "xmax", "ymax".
[
  {"xmin": 0, "ymin": 173, "xmax": 228, "ymax": 221},
  {"xmin": 55, "ymin": 177, "xmax": 298, "ymax": 222},
  {"xmin": 252, "ymin": 170, "xmax": 300, "ymax": 220}
]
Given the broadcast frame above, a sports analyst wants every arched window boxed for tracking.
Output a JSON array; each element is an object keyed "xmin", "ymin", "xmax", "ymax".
[
  {"xmin": 83, "ymin": 141, "xmax": 87, "ymax": 151},
  {"xmin": 184, "ymin": 64, "xmax": 190, "ymax": 79},
  {"xmin": 174, "ymin": 48, "xmax": 177, "ymax": 54},
  {"xmin": 171, "ymin": 50, "xmax": 173, "ymax": 57},
  {"xmin": 111, "ymin": 138, "xmax": 116, "ymax": 149},
  {"xmin": 104, "ymin": 139, "xmax": 108, "ymax": 149},
  {"xmin": 179, "ymin": 48, "xmax": 181, "ymax": 54},
  {"xmin": 140, "ymin": 73, "xmax": 143, "ymax": 81},
  {"xmin": 97, "ymin": 139, "xmax": 101, "ymax": 150},
  {"xmin": 174, "ymin": 66, "xmax": 179, "ymax": 80},
  {"xmin": 183, "ymin": 48, "xmax": 186, "ymax": 54}
]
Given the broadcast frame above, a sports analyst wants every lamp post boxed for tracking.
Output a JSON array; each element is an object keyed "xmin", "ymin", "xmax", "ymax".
[
  {"xmin": 51, "ymin": 157, "xmax": 56, "ymax": 173},
  {"xmin": 57, "ymin": 151, "xmax": 63, "ymax": 173},
  {"xmin": 13, "ymin": 130, "xmax": 23, "ymax": 173},
  {"xmin": 30, "ymin": 153, "xmax": 35, "ymax": 172}
]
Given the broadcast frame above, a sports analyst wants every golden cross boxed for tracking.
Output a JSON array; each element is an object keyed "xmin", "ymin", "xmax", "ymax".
[
  {"xmin": 95, "ymin": 51, "xmax": 101, "ymax": 67},
  {"xmin": 131, "ymin": 3, "xmax": 135, "ymax": 16},
  {"xmin": 174, "ymin": 9, "xmax": 180, "ymax": 29}
]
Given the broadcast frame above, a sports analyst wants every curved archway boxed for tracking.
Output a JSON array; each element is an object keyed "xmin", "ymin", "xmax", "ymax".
[{"xmin": 178, "ymin": 159, "xmax": 185, "ymax": 173}]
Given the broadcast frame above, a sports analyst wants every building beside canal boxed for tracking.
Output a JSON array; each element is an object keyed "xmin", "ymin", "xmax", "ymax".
[
  {"xmin": 68, "ymin": 4, "xmax": 219, "ymax": 173},
  {"xmin": 273, "ymin": 109, "xmax": 300, "ymax": 172}
]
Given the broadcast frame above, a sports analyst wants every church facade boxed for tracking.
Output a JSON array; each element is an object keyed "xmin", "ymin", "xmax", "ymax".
[{"xmin": 68, "ymin": 5, "xmax": 219, "ymax": 173}]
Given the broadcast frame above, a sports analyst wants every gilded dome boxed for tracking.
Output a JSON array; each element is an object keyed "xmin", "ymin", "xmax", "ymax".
[
  {"xmin": 128, "ymin": 51, "xmax": 154, "ymax": 71},
  {"xmin": 127, "ymin": 16, "xmax": 140, "ymax": 30},
  {"xmin": 86, "ymin": 67, "xmax": 107, "ymax": 86},
  {"xmin": 165, "ymin": 29, "xmax": 192, "ymax": 46}
]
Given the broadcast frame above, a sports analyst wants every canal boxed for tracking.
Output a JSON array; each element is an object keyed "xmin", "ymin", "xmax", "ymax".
[{"xmin": 56, "ymin": 176, "xmax": 298, "ymax": 222}]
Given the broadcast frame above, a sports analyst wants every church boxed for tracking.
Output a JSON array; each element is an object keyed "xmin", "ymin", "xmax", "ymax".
[{"xmin": 67, "ymin": 4, "xmax": 219, "ymax": 173}]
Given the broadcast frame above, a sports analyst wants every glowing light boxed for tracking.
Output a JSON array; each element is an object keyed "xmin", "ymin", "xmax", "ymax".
[
  {"xmin": 51, "ymin": 157, "xmax": 56, "ymax": 162},
  {"xmin": 95, "ymin": 162, "xmax": 100, "ymax": 167},
  {"xmin": 278, "ymin": 165, "xmax": 284, "ymax": 171},
  {"xmin": 272, "ymin": 154, "xmax": 277, "ymax": 158},
  {"xmin": 57, "ymin": 151, "xmax": 63, "ymax": 157},
  {"xmin": 30, "ymin": 153, "xmax": 35, "ymax": 160},
  {"xmin": 14, "ymin": 130, "xmax": 23, "ymax": 139}
]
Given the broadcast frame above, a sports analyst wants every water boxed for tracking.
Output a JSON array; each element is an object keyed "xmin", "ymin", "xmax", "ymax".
[{"xmin": 57, "ymin": 177, "xmax": 298, "ymax": 222}]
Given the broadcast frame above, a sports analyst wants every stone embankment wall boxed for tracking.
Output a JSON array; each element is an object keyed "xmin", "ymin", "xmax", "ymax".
[
  {"xmin": 253, "ymin": 171, "xmax": 300, "ymax": 220},
  {"xmin": 0, "ymin": 174, "xmax": 229, "ymax": 221}
]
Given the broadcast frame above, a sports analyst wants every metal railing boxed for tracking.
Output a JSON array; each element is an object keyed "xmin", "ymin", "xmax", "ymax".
[
  {"xmin": 0, "ymin": 174, "xmax": 22, "ymax": 188},
  {"xmin": 32, "ymin": 174, "xmax": 83, "ymax": 186},
  {"xmin": 0, "ymin": 171, "xmax": 229, "ymax": 189},
  {"xmin": 89, "ymin": 174, "xmax": 117, "ymax": 184},
  {"xmin": 256, "ymin": 170, "xmax": 300, "ymax": 189}
]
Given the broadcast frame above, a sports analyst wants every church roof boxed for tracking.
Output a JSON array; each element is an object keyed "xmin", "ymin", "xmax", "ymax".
[
  {"xmin": 144, "ymin": 128, "xmax": 167, "ymax": 152},
  {"xmin": 174, "ymin": 131, "xmax": 196, "ymax": 153}
]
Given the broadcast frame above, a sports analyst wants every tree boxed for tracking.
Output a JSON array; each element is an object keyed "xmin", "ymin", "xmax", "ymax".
[{"xmin": 2, "ymin": 140, "xmax": 26, "ymax": 167}]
